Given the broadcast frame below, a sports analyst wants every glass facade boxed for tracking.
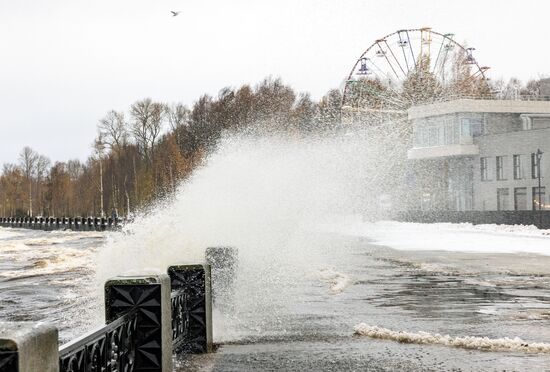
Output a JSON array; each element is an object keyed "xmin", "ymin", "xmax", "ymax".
[
  {"xmin": 513, "ymin": 155, "xmax": 524, "ymax": 179},
  {"xmin": 412, "ymin": 114, "xmax": 483, "ymax": 148},
  {"xmin": 514, "ymin": 187, "xmax": 527, "ymax": 211},
  {"xmin": 480, "ymin": 157, "xmax": 489, "ymax": 181},
  {"xmin": 531, "ymin": 153, "xmax": 543, "ymax": 179},
  {"xmin": 497, "ymin": 188, "xmax": 509, "ymax": 211},
  {"xmin": 496, "ymin": 156, "xmax": 507, "ymax": 180}
]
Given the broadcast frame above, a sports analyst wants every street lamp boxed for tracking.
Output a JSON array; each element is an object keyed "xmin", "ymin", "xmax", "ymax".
[
  {"xmin": 94, "ymin": 135, "xmax": 105, "ymax": 219},
  {"xmin": 536, "ymin": 149, "xmax": 543, "ymax": 227}
]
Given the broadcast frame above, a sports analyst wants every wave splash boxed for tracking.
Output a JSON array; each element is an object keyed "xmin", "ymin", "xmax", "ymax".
[
  {"xmin": 318, "ymin": 268, "xmax": 353, "ymax": 294},
  {"xmin": 353, "ymin": 324, "xmax": 550, "ymax": 353}
]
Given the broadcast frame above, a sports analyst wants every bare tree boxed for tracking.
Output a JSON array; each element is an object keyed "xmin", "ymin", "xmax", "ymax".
[
  {"xmin": 66, "ymin": 159, "xmax": 84, "ymax": 181},
  {"xmin": 35, "ymin": 155, "xmax": 51, "ymax": 216},
  {"xmin": 130, "ymin": 98, "xmax": 153, "ymax": 160},
  {"xmin": 190, "ymin": 94, "xmax": 215, "ymax": 148},
  {"xmin": 148, "ymin": 102, "xmax": 167, "ymax": 163},
  {"xmin": 317, "ymin": 89, "xmax": 342, "ymax": 129},
  {"xmin": 129, "ymin": 98, "xmax": 166, "ymax": 163},
  {"xmin": 1, "ymin": 163, "xmax": 25, "ymax": 216},
  {"xmin": 19, "ymin": 147, "xmax": 38, "ymax": 217},
  {"xmin": 167, "ymin": 103, "xmax": 190, "ymax": 131},
  {"xmin": 521, "ymin": 79, "xmax": 542, "ymax": 97},
  {"xmin": 98, "ymin": 110, "xmax": 128, "ymax": 155},
  {"xmin": 496, "ymin": 77, "xmax": 523, "ymax": 99},
  {"xmin": 292, "ymin": 93, "xmax": 317, "ymax": 132}
]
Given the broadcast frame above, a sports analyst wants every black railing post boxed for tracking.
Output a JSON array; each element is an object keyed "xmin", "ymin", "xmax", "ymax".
[
  {"xmin": 167, "ymin": 264, "xmax": 213, "ymax": 353},
  {"xmin": 104, "ymin": 274, "xmax": 173, "ymax": 371}
]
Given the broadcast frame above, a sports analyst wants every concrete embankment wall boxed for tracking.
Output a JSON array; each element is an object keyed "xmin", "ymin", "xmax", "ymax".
[{"xmin": 395, "ymin": 210, "xmax": 550, "ymax": 229}]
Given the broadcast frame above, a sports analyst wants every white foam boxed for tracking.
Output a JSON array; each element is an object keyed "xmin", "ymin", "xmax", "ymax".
[
  {"xmin": 0, "ymin": 227, "xmax": 26, "ymax": 240},
  {"xmin": 354, "ymin": 324, "xmax": 550, "ymax": 353},
  {"xmin": 0, "ymin": 229, "xmax": 100, "ymax": 279},
  {"xmin": 318, "ymin": 268, "xmax": 353, "ymax": 294}
]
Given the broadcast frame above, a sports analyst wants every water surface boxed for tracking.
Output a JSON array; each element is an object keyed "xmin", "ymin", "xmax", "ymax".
[{"xmin": 1, "ymin": 227, "xmax": 550, "ymax": 371}]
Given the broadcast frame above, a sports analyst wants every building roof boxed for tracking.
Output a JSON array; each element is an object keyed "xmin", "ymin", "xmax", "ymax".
[{"xmin": 408, "ymin": 99, "xmax": 550, "ymax": 120}]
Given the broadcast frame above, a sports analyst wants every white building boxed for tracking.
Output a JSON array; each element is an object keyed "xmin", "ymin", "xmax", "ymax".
[{"xmin": 407, "ymin": 80, "xmax": 550, "ymax": 211}]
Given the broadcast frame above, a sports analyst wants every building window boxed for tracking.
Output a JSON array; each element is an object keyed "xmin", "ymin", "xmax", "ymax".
[
  {"xmin": 497, "ymin": 188, "xmax": 509, "ymax": 211},
  {"xmin": 428, "ymin": 127, "xmax": 439, "ymax": 146},
  {"xmin": 413, "ymin": 117, "xmax": 462, "ymax": 148},
  {"xmin": 531, "ymin": 153, "xmax": 542, "ymax": 179},
  {"xmin": 461, "ymin": 118, "xmax": 484, "ymax": 137},
  {"xmin": 496, "ymin": 156, "xmax": 507, "ymax": 180},
  {"xmin": 532, "ymin": 187, "xmax": 546, "ymax": 210},
  {"xmin": 443, "ymin": 119, "xmax": 458, "ymax": 145},
  {"xmin": 513, "ymin": 155, "xmax": 524, "ymax": 179},
  {"xmin": 471, "ymin": 120, "xmax": 484, "ymax": 137},
  {"xmin": 514, "ymin": 187, "xmax": 527, "ymax": 210},
  {"xmin": 480, "ymin": 157, "xmax": 489, "ymax": 181},
  {"xmin": 533, "ymin": 118, "xmax": 550, "ymax": 130}
]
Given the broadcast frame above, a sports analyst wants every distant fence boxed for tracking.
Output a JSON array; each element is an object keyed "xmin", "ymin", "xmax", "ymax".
[
  {"xmin": 0, "ymin": 216, "xmax": 122, "ymax": 231},
  {"xmin": 395, "ymin": 210, "xmax": 550, "ymax": 229},
  {"xmin": 0, "ymin": 246, "xmax": 238, "ymax": 372}
]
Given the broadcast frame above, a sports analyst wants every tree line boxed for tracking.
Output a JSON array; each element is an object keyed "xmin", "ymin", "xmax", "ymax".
[
  {"xmin": 1, "ymin": 74, "xmax": 545, "ymax": 218},
  {"xmin": 0, "ymin": 77, "xmax": 342, "ymax": 218}
]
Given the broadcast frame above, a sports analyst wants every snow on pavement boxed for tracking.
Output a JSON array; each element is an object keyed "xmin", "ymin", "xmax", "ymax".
[{"xmin": 332, "ymin": 220, "xmax": 550, "ymax": 256}]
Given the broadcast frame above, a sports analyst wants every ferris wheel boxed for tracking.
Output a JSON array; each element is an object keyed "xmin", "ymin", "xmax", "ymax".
[{"xmin": 342, "ymin": 28, "xmax": 490, "ymax": 113}]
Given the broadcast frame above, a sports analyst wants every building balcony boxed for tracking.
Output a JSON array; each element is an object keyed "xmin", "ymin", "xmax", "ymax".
[{"xmin": 407, "ymin": 143, "xmax": 479, "ymax": 160}]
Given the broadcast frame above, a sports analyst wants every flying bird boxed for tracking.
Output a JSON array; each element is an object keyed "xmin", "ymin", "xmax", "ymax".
[{"xmin": 171, "ymin": 11, "xmax": 181, "ymax": 17}]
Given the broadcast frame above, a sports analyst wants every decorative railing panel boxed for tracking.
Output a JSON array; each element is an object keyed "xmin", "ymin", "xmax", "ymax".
[
  {"xmin": 168, "ymin": 265, "xmax": 212, "ymax": 353},
  {"xmin": 171, "ymin": 289, "xmax": 188, "ymax": 351},
  {"xmin": 59, "ymin": 310, "xmax": 138, "ymax": 372}
]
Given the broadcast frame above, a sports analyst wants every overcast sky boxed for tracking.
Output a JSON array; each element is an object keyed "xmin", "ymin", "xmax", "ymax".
[{"xmin": 1, "ymin": 0, "xmax": 549, "ymax": 165}]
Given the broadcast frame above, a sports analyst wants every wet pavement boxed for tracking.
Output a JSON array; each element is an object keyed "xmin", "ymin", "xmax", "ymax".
[{"xmin": 177, "ymin": 235, "xmax": 550, "ymax": 372}]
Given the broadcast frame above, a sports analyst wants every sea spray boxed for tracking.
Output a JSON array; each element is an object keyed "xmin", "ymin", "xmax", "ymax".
[{"xmin": 95, "ymin": 131, "xmax": 381, "ymax": 341}]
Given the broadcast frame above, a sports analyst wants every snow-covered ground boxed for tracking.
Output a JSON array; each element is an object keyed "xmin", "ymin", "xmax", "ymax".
[{"xmin": 332, "ymin": 219, "xmax": 550, "ymax": 256}]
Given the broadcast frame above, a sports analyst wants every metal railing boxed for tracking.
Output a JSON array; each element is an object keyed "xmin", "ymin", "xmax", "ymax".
[
  {"xmin": 171, "ymin": 288, "xmax": 189, "ymax": 352},
  {"xmin": 0, "ymin": 247, "xmax": 238, "ymax": 372},
  {"xmin": 342, "ymin": 94, "xmax": 550, "ymax": 114},
  {"xmin": 428, "ymin": 94, "xmax": 550, "ymax": 103},
  {"xmin": 0, "ymin": 217, "xmax": 122, "ymax": 231},
  {"xmin": 59, "ymin": 308, "xmax": 139, "ymax": 372},
  {"xmin": 0, "ymin": 263, "xmax": 218, "ymax": 372}
]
